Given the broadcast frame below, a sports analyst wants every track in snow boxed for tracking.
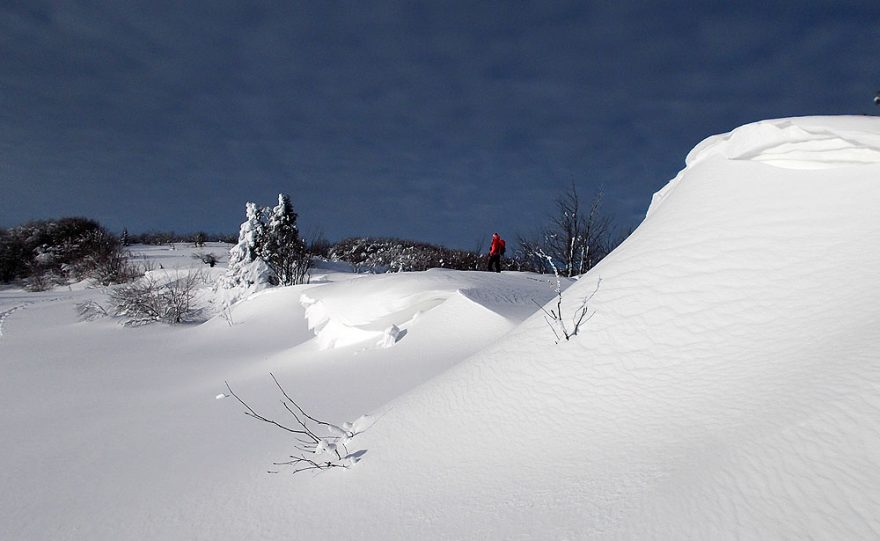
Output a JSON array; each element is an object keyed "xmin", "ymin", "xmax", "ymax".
[{"xmin": 0, "ymin": 303, "xmax": 29, "ymax": 340}]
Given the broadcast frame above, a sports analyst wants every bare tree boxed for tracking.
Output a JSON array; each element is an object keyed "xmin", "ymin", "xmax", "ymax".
[
  {"xmin": 547, "ymin": 182, "xmax": 610, "ymax": 277},
  {"xmin": 515, "ymin": 233, "xmax": 548, "ymax": 273},
  {"xmin": 521, "ymin": 183, "xmax": 614, "ymax": 277},
  {"xmin": 304, "ymin": 226, "xmax": 332, "ymax": 259}
]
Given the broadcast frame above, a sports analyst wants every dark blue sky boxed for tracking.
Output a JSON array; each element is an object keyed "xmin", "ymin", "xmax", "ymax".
[{"xmin": 2, "ymin": 1, "xmax": 878, "ymax": 248}]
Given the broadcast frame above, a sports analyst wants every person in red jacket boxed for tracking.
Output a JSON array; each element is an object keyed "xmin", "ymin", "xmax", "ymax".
[{"xmin": 488, "ymin": 232, "xmax": 505, "ymax": 273}]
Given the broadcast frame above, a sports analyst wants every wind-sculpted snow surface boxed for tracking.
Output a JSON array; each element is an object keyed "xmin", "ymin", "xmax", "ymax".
[
  {"xmin": 299, "ymin": 269, "xmax": 561, "ymax": 350},
  {"xmin": 0, "ymin": 253, "xmax": 566, "ymax": 541},
  {"xmin": 649, "ymin": 115, "xmax": 880, "ymax": 215},
  {"xmin": 318, "ymin": 116, "xmax": 880, "ymax": 539}
]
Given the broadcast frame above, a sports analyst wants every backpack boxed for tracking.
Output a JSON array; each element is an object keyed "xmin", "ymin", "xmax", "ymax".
[{"xmin": 499, "ymin": 239, "xmax": 506, "ymax": 256}]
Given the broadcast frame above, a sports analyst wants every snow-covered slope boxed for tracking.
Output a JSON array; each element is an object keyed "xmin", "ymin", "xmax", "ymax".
[
  {"xmin": 287, "ymin": 116, "xmax": 880, "ymax": 539},
  {"xmin": 0, "ymin": 247, "xmax": 563, "ymax": 540}
]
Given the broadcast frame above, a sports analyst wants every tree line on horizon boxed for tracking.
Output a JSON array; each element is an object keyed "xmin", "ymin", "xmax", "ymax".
[{"xmin": 0, "ymin": 183, "xmax": 628, "ymax": 290}]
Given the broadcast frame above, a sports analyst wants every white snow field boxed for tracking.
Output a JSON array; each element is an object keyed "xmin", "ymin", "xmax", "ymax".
[{"xmin": 2, "ymin": 115, "xmax": 880, "ymax": 540}]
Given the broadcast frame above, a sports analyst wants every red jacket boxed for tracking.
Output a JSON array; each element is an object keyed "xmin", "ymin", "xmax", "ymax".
[{"xmin": 489, "ymin": 234, "xmax": 505, "ymax": 256}]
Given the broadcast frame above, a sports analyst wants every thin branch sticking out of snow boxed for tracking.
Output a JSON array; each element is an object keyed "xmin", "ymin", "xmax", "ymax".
[
  {"xmin": 532, "ymin": 249, "xmax": 601, "ymax": 343},
  {"xmin": 225, "ymin": 374, "xmax": 368, "ymax": 476}
]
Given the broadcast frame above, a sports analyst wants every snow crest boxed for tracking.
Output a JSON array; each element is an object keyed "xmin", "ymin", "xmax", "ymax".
[
  {"xmin": 301, "ymin": 286, "xmax": 448, "ymax": 350},
  {"xmin": 300, "ymin": 270, "xmax": 560, "ymax": 350},
  {"xmin": 690, "ymin": 117, "xmax": 880, "ymax": 170},
  {"xmin": 649, "ymin": 116, "xmax": 880, "ymax": 216}
]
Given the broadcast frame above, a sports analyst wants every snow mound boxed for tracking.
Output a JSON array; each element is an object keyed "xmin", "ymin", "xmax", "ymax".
[
  {"xmin": 335, "ymin": 116, "xmax": 880, "ymax": 538},
  {"xmin": 300, "ymin": 270, "xmax": 560, "ymax": 350}
]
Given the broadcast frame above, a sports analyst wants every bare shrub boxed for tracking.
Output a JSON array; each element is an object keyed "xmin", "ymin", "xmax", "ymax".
[
  {"xmin": 24, "ymin": 268, "xmax": 62, "ymax": 291},
  {"xmin": 135, "ymin": 255, "xmax": 156, "ymax": 274},
  {"xmin": 225, "ymin": 374, "xmax": 367, "ymax": 475},
  {"xmin": 533, "ymin": 249, "xmax": 601, "ymax": 343},
  {"xmin": 86, "ymin": 249, "xmax": 142, "ymax": 286},
  {"xmin": 76, "ymin": 300, "xmax": 109, "ymax": 321},
  {"xmin": 110, "ymin": 270, "xmax": 205, "ymax": 326}
]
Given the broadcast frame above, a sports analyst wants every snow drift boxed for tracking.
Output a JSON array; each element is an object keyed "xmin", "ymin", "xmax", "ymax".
[
  {"xmin": 300, "ymin": 269, "xmax": 560, "ymax": 350},
  {"xmin": 305, "ymin": 116, "xmax": 880, "ymax": 539}
]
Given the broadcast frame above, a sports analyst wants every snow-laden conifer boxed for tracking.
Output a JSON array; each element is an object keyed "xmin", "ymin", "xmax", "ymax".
[
  {"xmin": 225, "ymin": 202, "xmax": 272, "ymax": 288},
  {"xmin": 224, "ymin": 195, "xmax": 310, "ymax": 290},
  {"xmin": 261, "ymin": 194, "xmax": 310, "ymax": 285}
]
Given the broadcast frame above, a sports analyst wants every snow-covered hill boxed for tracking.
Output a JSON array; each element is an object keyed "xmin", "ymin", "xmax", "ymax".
[
  {"xmin": 2, "ymin": 116, "xmax": 879, "ymax": 540},
  {"xmin": 283, "ymin": 115, "xmax": 880, "ymax": 539},
  {"xmin": 326, "ymin": 115, "xmax": 880, "ymax": 539}
]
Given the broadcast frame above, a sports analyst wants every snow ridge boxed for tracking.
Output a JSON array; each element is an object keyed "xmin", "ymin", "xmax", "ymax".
[
  {"xmin": 649, "ymin": 116, "xmax": 880, "ymax": 216},
  {"xmin": 690, "ymin": 117, "xmax": 880, "ymax": 169}
]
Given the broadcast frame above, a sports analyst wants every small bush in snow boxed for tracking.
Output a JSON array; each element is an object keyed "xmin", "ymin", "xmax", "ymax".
[
  {"xmin": 76, "ymin": 300, "xmax": 110, "ymax": 321},
  {"xmin": 85, "ymin": 244, "xmax": 142, "ymax": 286},
  {"xmin": 110, "ymin": 270, "xmax": 205, "ymax": 326},
  {"xmin": 533, "ymin": 249, "xmax": 601, "ymax": 343},
  {"xmin": 225, "ymin": 374, "xmax": 368, "ymax": 475}
]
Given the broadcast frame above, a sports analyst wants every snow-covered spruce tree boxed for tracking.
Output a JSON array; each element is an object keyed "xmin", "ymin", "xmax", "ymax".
[
  {"xmin": 225, "ymin": 202, "xmax": 272, "ymax": 288},
  {"xmin": 260, "ymin": 194, "xmax": 310, "ymax": 286}
]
